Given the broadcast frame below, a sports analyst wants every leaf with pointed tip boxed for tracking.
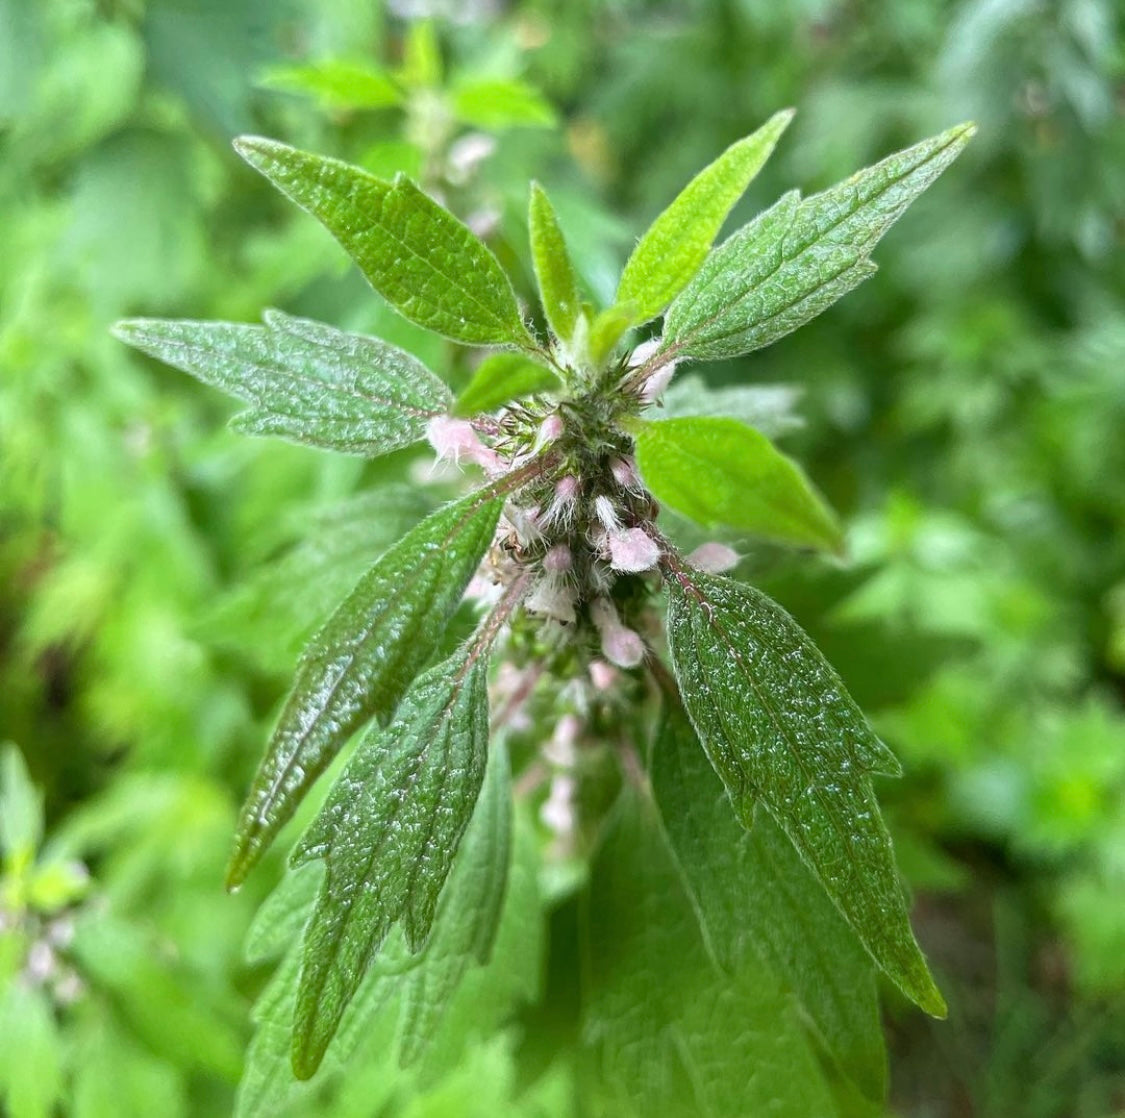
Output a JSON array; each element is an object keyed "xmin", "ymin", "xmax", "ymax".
[
  {"xmin": 226, "ymin": 488, "xmax": 503, "ymax": 889},
  {"xmin": 451, "ymin": 78, "xmax": 556, "ymax": 130},
  {"xmin": 588, "ymin": 302, "xmax": 638, "ymax": 367},
  {"xmin": 234, "ymin": 137, "xmax": 535, "ymax": 348},
  {"xmin": 617, "ymin": 109, "xmax": 794, "ymax": 324},
  {"xmin": 664, "ymin": 568, "xmax": 946, "ymax": 1017},
  {"xmin": 663, "ymin": 123, "xmax": 976, "ymax": 360},
  {"xmin": 453, "ymin": 353, "xmax": 560, "ymax": 418},
  {"xmin": 585, "ymin": 788, "xmax": 836, "ymax": 1117},
  {"xmin": 288, "ymin": 642, "xmax": 491, "ymax": 1078},
  {"xmin": 661, "ymin": 375, "xmax": 804, "ymax": 439},
  {"xmin": 634, "ymin": 416, "xmax": 843, "ymax": 553},
  {"xmin": 113, "ymin": 311, "xmax": 450, "ymax": 457},
  {"xmin": 650, "ymin": 691, "xmax": 887, "ymax": 1100},
  {"xmin": 528, "ymin": 183, "xmax": 582, "ymax": 344},
  {"xmin": 258, "ymin": 61, "xmax": 402, "ymax": 110},
  {"xmin": 398, "ymin": 736, "xmax": 512, "ymax": 1065}
]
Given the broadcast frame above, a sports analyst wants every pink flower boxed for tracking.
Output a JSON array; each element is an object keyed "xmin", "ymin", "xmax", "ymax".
[
  {"xmin": 589, "ymin": 598, "xmax": 645, "ymax": 668},
  {"xmin": 426, "ymin": 416, "xmax": 503, "ymax": 472},
  {"xmin": 608, "ymin": 526, "xmax": 661, "ymax": 573},
  {"xmin": 686, "ymin": 541, "xmax": 740, "ymax": 573}
]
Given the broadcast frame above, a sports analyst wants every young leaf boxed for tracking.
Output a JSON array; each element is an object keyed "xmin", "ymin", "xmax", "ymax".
[
  {"xmin": 226, "ymin": 488, "xmax": 503, "ymax": 889},
  {"xmin": 634, "ymin": 416, "xmax": 842, "ymax": 553},
  {"xmin": 664, "ymin": 568, "xmax": 946, "ymax": 1017},
  {"xmin": 616, "ymin": 109, "xmax": 794, "ymax": 323},
  {"xmin": 287, "ymin": 641, "xmax": 492, "ymax": 1078},
  {"xmin": 0, "ymin": 743, "xmax": 43, "ymax": 867},
  {"xmin": 398, "ymin": 736, "xmax": 512, "ymax": 1065},
  {"xmin": 453, "ymin": 353, "xmax": 560, "ymax": 418},
  {"xmin": 113, "ymin": 311, "xmax": 451, "ymax": 457},
  {"xmin": 663, "ymin": 123, "xmax": 976, "ymax": 360},
  {"xmin": 649, "ymin": 692, "xmax": 887, "ymax": 1100},
  {"xmin": 451, "ymin": 79, "xmax": 556, "ymax": 130},
  {"xmin": 528, "ymin": 183, "xmax": 582, "ymax": 344},
  {"xmin": 585, "ymin": 788, "xmax": 836, "ymax": 1117},
  {"xmin": 0, "ymin": 983, "xmax": 63, "ymax": 1118},
  {"xmin": 588, "ymin": 302, "xmax": 638, "ymax": 367},
  {"xmin": 233, "ymin": 138, "xmax": 535, "ymax": 348},
  {"xmin": 258, "ymin": 61, "xmax": 402, "ymax": 110}
]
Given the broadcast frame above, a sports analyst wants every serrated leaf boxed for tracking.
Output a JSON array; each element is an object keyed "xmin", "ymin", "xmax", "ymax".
[
  {"xmin": 663, "ymin": 123, "xmax": 976, "ymax": 360},
  {"xmin": 226, "ymin": 488, "xmax": 503, "ymax": 889},
  {"xmin": 617, "ymin": 109, "xmax": 794, "ymax": 323},
  {"xmin": 585, "ymin": 788, "xmax": 836, "ymax": 1117},
  {"xmin": 660, "ymin": 375, "xmax": 804, "ymax": 438},
  {"xmin": 650, "ymin": 691, "xmax": 887, "ymax": 1099},
  {"xmin": 454, "ymin": 353, "xmax": 560, "ymax": 418},
  {"xmin": 634, "ymin": 416, "xmax": 842, "ymax": 552},
  {"xmin": 233, "ymin": 138, "xmax": 535, "ymax": 348},
  {"xmin": 451, "ymin": 78, "xmax": 556, "ymax": 130},
  {"xmin": 399, "ymin": 736, "xmax": 512, "ymax": 1065},
  {"xmin": 528, "ymin": 183, "xmax": 582, "ymax": 344},
  {"xmin": 113, "ymin": 311, "xmax": 450, "ymax": 457},
  {"xmin": 664, "ymin": 569, "xmax": 945, "ymax": 1017},
  {"xmin": 287, "ymin": 641, "xmax": 492, "ymax": 1078},
  {"xmin": 259, "ymin": 61, "xmax": 402, "ymax": 110}
]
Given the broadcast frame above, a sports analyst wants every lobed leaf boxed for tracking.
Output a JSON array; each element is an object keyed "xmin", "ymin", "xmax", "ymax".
[
  {"xmin": 453, "ymin": 352, "xmax": 560, "ymax": 418},
  {"xmin": 634, "ymin": 416, "xmax": 842, "ymax": 553},
  {"xmin": 287, "ymin": 642, "xmax": 492, "ymax": 1078},
  {"xmin": 663, "ymin": 123, "xmax": 976, "ymax": 360},
  {"xmin": 664, "ymin": 568, "xmax": 946, "ymax": 1017},
  {"xmin": 233, "ymin": 138, "xmax": 535, "ymax": 348},
  {"xmin": 585, "ymin": 788, "xmax": 836, "ymax": 1117},
  {"xmin": 114, "ymin": 311, "xmax": 450, "ymax": 457},
  {"xmin": 528, "ymin": 183, "xmax": 583, "ymax": 344},
  {"xmin": 650, "ymin": 691, "xmax": 887, "ymax": 1100},
  {"xmin": 226, "ymin": 488, "xmax": 503, "ymax": 889},
  {"xmin": 617, "ymin": 108, "xmax": 794, "ymax": 324}
]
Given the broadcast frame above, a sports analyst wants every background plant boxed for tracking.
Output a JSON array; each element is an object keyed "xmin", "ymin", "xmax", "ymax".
[{"xmin": 1, "ymin": 2, "xmax": 1123, "ymax": 1116}]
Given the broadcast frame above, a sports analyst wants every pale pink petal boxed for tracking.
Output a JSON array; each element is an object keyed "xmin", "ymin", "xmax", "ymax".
[
  {"xmin": 609, "ymin": 527, "xmax": 661, "ymax": 573},
  {"xmin": 687, "ymin": 541, "xmax": 740, "ymax": 574}
]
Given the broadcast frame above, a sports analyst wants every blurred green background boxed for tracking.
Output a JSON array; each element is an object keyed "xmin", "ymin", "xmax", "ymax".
[{"xmin": 1, "ymin": 0, "xmax": 1123, "ymax": 1115}]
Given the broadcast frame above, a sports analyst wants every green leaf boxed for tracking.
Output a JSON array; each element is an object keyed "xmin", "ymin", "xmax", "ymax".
[
  {"xmin": 398, "ymin": 736, "xmax": 512, "ymax": 1065},
  {"xmin": 0, "ymin": 743, "xmax": 42, "ymax": 867},
  {"xmin": 664, "ymin": 569, "xmax": 946, "ymax": 1017},
  {"xmin": 587, "ymin": 302, "xmax": 638, "ymax": 367},
  {"xmin": 0, "ymin": 983, "xmax": 63, "ymax": 1118},
  {"xmin": 113, "ymin": 311, "xmax": 451, "ymax": 457},
  {"xmin": 660, "ymin": 375, "xmax": 804, "ymax": 439},
  {"xmin": 663, "ymin": 123, "xmax": 976, "ymax": 360},
  {"xmin": 528, "ymin": 183, "xmax": 582, "ymax": 344},
  {"xmin": 617, "ymin": 109, "xmax": 794, "ymax": 323},
  {"xmin": 287, "ymin": 640, "xmax": 492, "ymax": 1078},
  {"xmin": 650, "ymin": 691, "xmax": 887, "ymax": 1099},
  {"xmin": 226, "ymin": 488, "xmax": 503, "ymax": 889},
  {"xmin": 454, "ymin": 353, "xmax": 559, "ymax": 418},
  {"xmin": 634, "ymin": 416, "xmax": 843, "ymax": 553},
  {"xmin": 585, "ymin": 788, "xmax": 836, "ymax": 1117},
  {"xmin": 233, "ymin": 138, "xmax": 535, "ymax": 348},
  {"xmin": 399, "ymin": 20, "xmax": 442, "ymax": 88},
  {"xmin": 259, "ymin": 61, "xmax": 402, "ymax": 110},
  {"xmin": 451, "ymin": 78, "xmax": 556, "ymax": 130}
]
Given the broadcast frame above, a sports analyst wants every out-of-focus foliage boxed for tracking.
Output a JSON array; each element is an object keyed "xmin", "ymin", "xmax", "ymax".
[{"xmin": 1, "ymin": 0, "xmax": 1122, "ymax": 1115}]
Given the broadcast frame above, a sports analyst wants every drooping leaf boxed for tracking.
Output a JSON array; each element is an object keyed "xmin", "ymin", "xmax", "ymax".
[
  {"xmin": 650, "ymin": 691, "xmax": 887, "ymax": 1099},
  {"xmin": 634, "ymin": 416, "xmax": 843, "ymax": 553},
  {"xmin": 663, "ymin": 123, "xmax": 976, "ymax": 360},
  {"xmin": 451, "ymin": 78, "xmax": 556, "ymax": 130},
  {"xmin": 584, "ymin": 788, "xmax": 836, "ymax": 1117},
  {"xmin": 226, "ymin": 488, "xmax": 503, "ymax": 889},
  {"xmin": 617, "ymin": 109, "xmax": 794, "ymax": 323},
  {"xmin": 660, "ymin": 375, "xmax": 804, "ymax": 438},
  {"xmin": 528, "ymin": 183, "xmax": 583, "ymax": 344},
  {"xmin": 233, "ymin": 138, "xmax": 535, "ymax": 348},
  {"xmin": 258, "ymin": 60, "xmax": 402, "ymax": 110},
  {"xmin": 398, "ymin": 736, "xmax": 512, "ymax": 1065},
  {"xmin": 113, "ymin": 311, "xmax": 451, "ymax": 457},
  {"xmin": 664, "ymin": 568, "xmax": 945, "ymax": 1017},
  {"xmin": 453, "ymin": 353, "xmax": 560, "ymax": 418},
  {"xmin": 287, "ymin": 640, "xmax": 492, "ymax": 1078}
]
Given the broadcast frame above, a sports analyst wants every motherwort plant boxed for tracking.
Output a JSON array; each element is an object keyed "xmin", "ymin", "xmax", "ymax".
[{"xmin": 115, "ymin": 110, "xmax": 973, "ymax": 1102}]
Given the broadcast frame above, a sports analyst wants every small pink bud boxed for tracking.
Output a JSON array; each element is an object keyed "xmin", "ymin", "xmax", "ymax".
[
  {"xmin": 608, "ymin": 527, "xmax": 661, "ymax": 573},
  {"xmin": 639, "ymin": 360, "xmax": 678, "ymax": 403},
  {"xmin": 426, "ymin": 415, "xmax": 503, "ymax": 472},
  {"xmin": 594, "ymin": 495, "xmax": 621, "ymax": 533},
  {"xmin": 540, "ymin": 774, "xmax": 576, "ymax": 833},
  {"xmin": 543, "ymin": 544, "xmax": 572, "ymax": 573},
  {"xmin": 526, "ymin": 577, "xmax": 576, "ymax": 624},
  {"xmin": 589, "ymin": 660, "xmax": 618, "ymax": 691},
  {"xmin": 589, "ymin": 597, "xmax": 645, "ymax": 669},
  {"xmin": 610, "ymin": 456, "xmax": 640, "ymax": 490},
  {"xmin": 687, "ymin": 541, "xmax": 740, "ymax": 574},
  {"xmin": 545, "ymin": 714, "xmax": 582, "ymax": 765},
  {"xmin": 627, "ymin": 337, "xmax": 662, "ymax": 367},
  {"xmin": 537, "ymin": 413, "xmax": 565, "ymax": 445}
]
